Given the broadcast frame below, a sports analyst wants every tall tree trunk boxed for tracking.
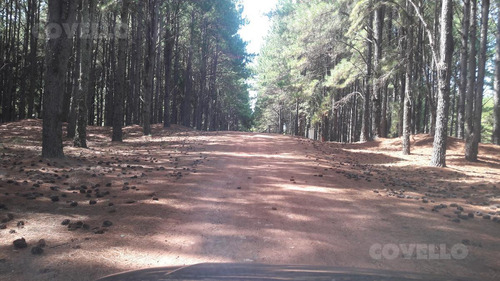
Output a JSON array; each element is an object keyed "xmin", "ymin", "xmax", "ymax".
[
  {"xmin": 403, "ymin": 21, "xmax": 413, "ymax": 155},
  {"xmin": 171, "ymin": 13, "xmax": 181, "ymax": 125},
  {"xmin": 372, "ymin": 3, "xmax": 384, "ymax": 139},
  {"xmin": 27, "ymin": 0, "xmax": 39, "ymax": 118},
  {"xmin": 467, "ymin": 0, "xmax": 489, "ymax": 160},
  {"xmin": 209, "ymin": 45, "xmax": 219, "ymax": 131},
  {"xmin": 465, "ymin": 0, "xmax": 477, "ymax": 160},
  {"xmin": 295, "ymin": 98, "xmax": 300, "ymax": 136},
  {"xmin": 143, "ymin": 0, "xmax": 156, "ymax": 136},
  {"xmin": 457, "ymin": 0, "xmax": 470, "ymax": 139},
  {"xmin": 112, "ymin": 0, "xmax": 130, "ymax": 141},
  {"xmin": 104, "ymin": 15, "xmax": 116, "ymax": 127},
  {"xmin": 430, "ymin": 0, "xmax": 453, "ymax": 167},
  {"xmin": 67, "ymin": 23, "xmax": 81, "ymax": 139},
  {"xmin": 42, "ymin": 0, "xmax": 77, "ymax": 158},
  {"xmin": 181, "ymin": 10, "xmax": 195, "ymax": 127},
  {"xmin": 163, "ymin": 6, "xmax": 175, "ymax": 128},
  {"xmin": 360, "ymin": 4, "xmax": 373, "ymax": 142},
  {"xmin": 196, "ymin": 17, "xmax": 209, "ymax": 131},
  {"xmin": 74, "ymin": 0, "xmax": 93, "ymax": 148},
  {"xmin": 398, "ymin": 72, "xmax": 405, "ymax": 137},
  {"xmin": 494, "ymin": 0, "xmax": 500, "ymax": 145}
]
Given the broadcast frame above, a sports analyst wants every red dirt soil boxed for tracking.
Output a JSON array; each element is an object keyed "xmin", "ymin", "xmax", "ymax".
[{"xmin": 0, "ymin": 119, "xmax": 499, "ymax": 280}]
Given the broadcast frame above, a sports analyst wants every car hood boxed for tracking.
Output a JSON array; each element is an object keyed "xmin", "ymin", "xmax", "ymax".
[{"xmin": 96, "ymin": 263, "xmax": 465, "ymax": 281}]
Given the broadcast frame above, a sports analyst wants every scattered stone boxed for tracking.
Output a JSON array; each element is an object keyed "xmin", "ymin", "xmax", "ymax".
[
  {"xmin": 69, "ymin": 201, "xmax": 78, "ymax": 207},
  {"xmin": 152, "ymin": 197, "xmax": 159, "ymax": 201},
  {"xmin": 125, "ymin": 200, "xmax": 136, "ymax": 204},
  {"xmin": 61, "ymin": 219, "xmax": 71, "ymax": 226},
  {"xmin": 102, "ymin": 221, "xmax": 113, "ymax": 227},
  {"xmin": 13, "ymin": 238, "xmax": 27, "ymax": 249},
  {"xmin": 462, "ymin": 239, "xmax": 482, "ymax": 247},
  {"xmin": 108, "ymin": 203, "xmax": 114, "ymax": 207},
  {"xmin": 31, "ymin": 246, "xmax": 44, "ymax": 255},
  {"xmin": 38, "ymin": 239, "xmax": 46, "ymax": 248},
  {"xmin": 483, "ymin": 215, "xmax": 491, "ymax": 220},
  {"xmin": 272, "ymin": 207, "xmax": 277, "ymax": 211},
  {"xmin": 458, "ymin": 214, "xmax": 469, "ymax": 220},
  {"xmin": 451, "ymin": 218, "xmax": 460, "ymax": 223},
  {"xmin": 89, "ymin": 200, "xmax": 97, "ymax": 205},
  {"xmin": 0, "ymin": 224, "xmax": 6, "ymax": 229},
  {"xmin": 50, "ymin": 196, "xmax": 59, "ymax": 202}
]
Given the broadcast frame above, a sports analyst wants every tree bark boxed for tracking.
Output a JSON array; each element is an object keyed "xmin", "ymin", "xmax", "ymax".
[
  {"xmin": 494, "ymin": 0, "xmax": 500, "ymax": 145},
  {"xmin": 74, "ymin": 0, "xmax": 93, "ymax": 148},
  {"xmin": 360, "ymin": 4, "xmax": 373, "ymax": 142},
  {"xmin": 181, "ymin": 10, "xmax": 196, "ymax": 128},
  {"xmin": 467, "ymin": 0, "xmax": 489, "ymax": 160},
  {"xmin": 465, "ymin": 0, "xmax": 477, "ymax": 160},
  {"xmin": 163, "ymin": 5, "xmax": 175, "ymax": 128},
  {"xmin": 457, "ymin": 0, "xmax": 470, "ymax": 139},
  {"xmin": 143, "ymin": 0, "xmax": 156, "ymax": 136},
  {"xmin": 67, "ymin": 20, "xmax": 81, "ymax": 139},
  {"xmin": 42, "ymin": 0, "xmax": 77, "ymax": 158},
  {"xmin": 371, "ymin": 2, "xmax": 384, "ymax": 139},
  {"xmin": 403, "ymin": 22, "xmax": 413, "ymax": 155},
  {"xmin": 112, "ymin": 0, "xmax": 130, "ymax": 142},
  {"xmin": 196, "ymin": 17, "xmax": 209, "ymax": 130},
  {"xmin": 430, "ymin": 0, "xmax": 453, "ymax": 167}
]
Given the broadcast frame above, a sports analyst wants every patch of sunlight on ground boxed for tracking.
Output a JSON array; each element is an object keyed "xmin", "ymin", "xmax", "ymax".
[{"xmin": 279, "ymin": 183, "xmax": 345, "ymax": 194}]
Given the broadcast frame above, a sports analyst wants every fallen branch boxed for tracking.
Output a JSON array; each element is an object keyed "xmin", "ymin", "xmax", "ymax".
[{"xmin": 333, "ymin": 92, "xmax": 364, "ymax": 110}]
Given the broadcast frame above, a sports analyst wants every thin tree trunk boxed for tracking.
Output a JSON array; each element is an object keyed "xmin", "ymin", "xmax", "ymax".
[
  {"xmin": 403, "ymin": 21, "xmax": 413, "ymax": 155},
  {"xmin": 181, "ymin": 10, "xmax": 195, "ymax": 127},
  {"xmin": 494, "ymin": 0, "xmax": 500, "ymax": 145},
  {"xmin": 74, "ymin": 0, "xmax": 93, "ymax": 148},
  {"xmin": 372, "ymin": 3, "xmax": 384, "ymax": 139},
  {"xmin": 465, "ymin": 0, "xmax": 477, "ymax": 160},
  {"xmin": 163, "ymin": 6, "xmax": 175, "ymax": 128},
  {"xmin": 457, "ymin": 0, "xmax": 470, "ymax": 139},
  {"xmin": 468, "ymin": 0, "xmax": 489, "ymax": 161},
  {"xmin": 67, "ymin": 24, "xmax": 81, "ymax": 139},
  {"xmin": 209, "ymin": 45, "xmax": 219, "ymax": 131},
  {"xmin": 360, "ymin": 4, "xmax": 373, "ymax": 142},
  {"xmin": 27, "ymin": 0, "xmax": 39, "ymax": 118},
  {"xmin": 143, "ymin": 0, "xmax": 156, "ymax": 135}
]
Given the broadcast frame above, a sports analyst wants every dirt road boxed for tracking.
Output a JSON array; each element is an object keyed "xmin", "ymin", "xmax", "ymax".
[{"xmin": 0, "ymin": 121, "xmax": 499, "ymax": 280}]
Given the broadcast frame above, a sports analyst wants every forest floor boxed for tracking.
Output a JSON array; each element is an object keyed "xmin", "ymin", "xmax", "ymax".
[{"xmin": 0, "ymin": 119, "xmax": 499, "ymax": 281}]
